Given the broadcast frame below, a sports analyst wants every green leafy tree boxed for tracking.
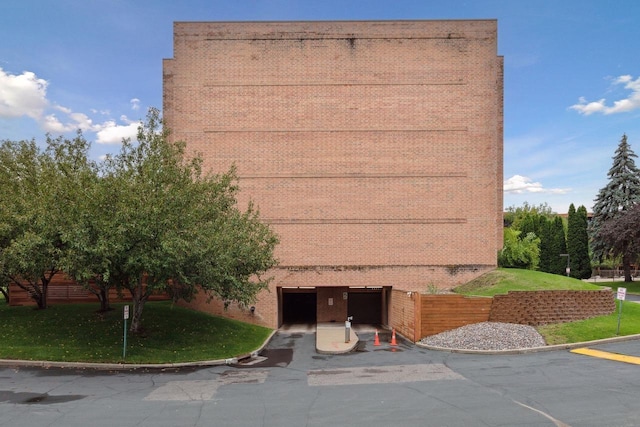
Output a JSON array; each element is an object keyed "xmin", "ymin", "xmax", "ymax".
[
  {"xmin": 566, "ymin": 205, "xmax": 592, "ymax": 279},
  {"xmin": 505, "ymin": 202, "xmax": 562, "ymax": 274},
  {"xmin": 505, "ymin": 202, "xmax": 554, "ymax": 229},
  {"xmin": 498, "ymin": 228, "xmax": 540, "ymax": 270},
  {"xmin": 0, "ymin": 138, "xmax": 72, "ymax": 309},
  {"xmin": 52, "ymin": 134, "xmax": 116, "ymax": 311},
  {"xmin": 597, "ymin": 204, "xmax": 640, "ymax": 277},
  {"xmin": 95, "ymin": 108, "xmax": 279, "ymax": 333},
  {"xmin": 591, "ymin": 134, "xmax": 640, "ymax": 282},
  {"xmin": 0, "ymin": 275, "xmax": 8, "ymax": 303}
]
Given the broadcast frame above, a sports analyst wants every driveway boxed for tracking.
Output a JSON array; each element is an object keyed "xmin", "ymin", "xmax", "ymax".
[{"xmin": 2, "ymin": 329, "xmax": 640, "ymax": 426}]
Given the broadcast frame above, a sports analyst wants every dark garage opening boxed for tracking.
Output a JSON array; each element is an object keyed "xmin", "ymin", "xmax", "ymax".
[
  {"xmin": 348, "ymin": 290, "xmax": 382, "ymax": 324},
  {"xmin": 282, "ymin": 290, "xmax": 317, "ymax": 323}
]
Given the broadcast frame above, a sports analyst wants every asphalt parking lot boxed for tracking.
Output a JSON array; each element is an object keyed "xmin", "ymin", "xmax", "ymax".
[{"xmin": 2, "ymin": 327, "xmax": 640, "ymax": 426}]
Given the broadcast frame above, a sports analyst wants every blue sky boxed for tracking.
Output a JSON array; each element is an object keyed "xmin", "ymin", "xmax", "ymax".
[{"xmin": 1, "ymin": 0, "xmax": 640, "ymax": 214}]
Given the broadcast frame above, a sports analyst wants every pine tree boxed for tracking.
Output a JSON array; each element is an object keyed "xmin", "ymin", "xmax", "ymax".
[
  {"xmin": 576, "ymin": 206, "xmax": 592, "ymax": 279},
  {"xmin": 537, "ymin": 217, "xmax": 553, "ymax": 273},
  {"xmin": 567, "ymin": 204, "xmax": 592, "ymax": 279},
  {"xmin": 550, "ymin": 215, "xmax": 568, "ymax": 275},
  {"xmin": 591, "ymin": 134, "xmax": 640, "ymax": 282}
]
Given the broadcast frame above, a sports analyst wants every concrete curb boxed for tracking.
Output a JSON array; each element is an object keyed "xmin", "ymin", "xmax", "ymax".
[
  {"xmin": 2, "ymin": 329, "xmax": 639, "ymax": 370},
  {"xmin": 0, "ymin": 329, "xmax": 279, "ymax": 371},
  {"xmin": 415, "ymin": 332, "xmax": 640, "ymax": 355}
]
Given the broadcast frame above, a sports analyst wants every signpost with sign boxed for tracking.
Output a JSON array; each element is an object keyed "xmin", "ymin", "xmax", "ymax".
[
  {"xmin": 616, "ymin": 288, "xmax": 626, "ymax": 335},
  {"xmin": 123, "ymin": 305, "xmax": 130, "ymax": 359}
]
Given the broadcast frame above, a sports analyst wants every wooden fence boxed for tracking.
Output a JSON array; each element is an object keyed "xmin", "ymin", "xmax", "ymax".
[{"xmin": 8, "ymin": 272, "xmax": 169, "ymax": 306}]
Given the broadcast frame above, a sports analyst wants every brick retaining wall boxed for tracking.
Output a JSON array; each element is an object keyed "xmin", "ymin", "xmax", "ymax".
[{"xmin": 488, "ymin": 289, "xmax": 616, "ymax": 326}]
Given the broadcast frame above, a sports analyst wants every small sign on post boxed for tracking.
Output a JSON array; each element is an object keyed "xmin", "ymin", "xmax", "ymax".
[
  {"xmin": 123, "ymin": 305, "xmax": 130, "ymax": 359},
  {"xmin": 616, "ymin": 288, "xmax": 626, "ymax": 335}
]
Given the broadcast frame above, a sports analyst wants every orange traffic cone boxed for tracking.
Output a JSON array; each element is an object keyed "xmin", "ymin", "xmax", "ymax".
[
  {"xmin": 390, "ymin": 328, "xmax": 398, "ymax": 346},
  {"xmin": 374, "ymin": 329, "xmax": 380, "ymax": 346}
]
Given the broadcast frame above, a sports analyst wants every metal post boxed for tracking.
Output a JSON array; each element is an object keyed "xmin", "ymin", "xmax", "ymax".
[
  {"xmin": 560, "ymin": 254, "xmax": 570, "ymax": 277},
  {"xmin": 123, "ymin": 305, "xmax": 129, "ymax": 359},
  {"xmin": 345, "ymin": 316, "xmax": 352, "ymax": 343}
]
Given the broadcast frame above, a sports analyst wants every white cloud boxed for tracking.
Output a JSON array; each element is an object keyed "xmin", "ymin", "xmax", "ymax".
[
  {"xmin": 504, "ymin": 175, "xmax": 570, "ymax": 195},
  {"xmin": 0, "ymin": 67, "xmax": 143, "ymax": 145},
  {"xmin": 41, "ymin": 109, "xmax": 101, "ymax": 134},
  {"xmin": 96, "ymin": 121, "xmax": 139, "ymax": 144},
  {"xmin": 570, "ymin": 75, "xmax": 640, "ymax": 115},
  {"xmin": 0, "ymin": 67, "xmax": 49, "ymax": 119}
]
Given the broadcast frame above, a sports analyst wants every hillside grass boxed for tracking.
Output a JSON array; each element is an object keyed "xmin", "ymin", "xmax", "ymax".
[
  {"xmin": 453, "ymin": 268, "xmax": 602, "ymax": 297},
  {"xmin": 0, "ymin": 301, "xmax": 272, "ymax": 364}
]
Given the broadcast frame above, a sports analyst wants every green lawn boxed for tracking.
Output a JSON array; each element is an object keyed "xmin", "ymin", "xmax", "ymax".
[
  {"xmin": 0, "ymin": 301, "xmax": 272, "ymax": 364},
  {"xmin": 538, "ymin": 301, "xmax": 640, "ymax": 344},
  {"xmin": 593, "ymin": 281, "xmax": 640, "ymax": 295}
]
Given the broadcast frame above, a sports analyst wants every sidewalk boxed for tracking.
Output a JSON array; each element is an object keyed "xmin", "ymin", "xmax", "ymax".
[{"xmin": 315, "ymin": 323, "xmax": 359, "ymax": 354}]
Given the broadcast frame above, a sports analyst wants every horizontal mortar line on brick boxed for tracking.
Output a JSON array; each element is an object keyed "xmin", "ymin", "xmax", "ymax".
[
  {"xmin": 203, "ymin": 82, "xmax": 466, "ymax": 87},
  {"xmin": 203, "ymin": 36, "xmax": 467, "ymax": 41},
  {"xmin": 203, "ymin": 128, "xmax": 469, "ymax": 133},
  {"xmin": 239, "ymin": 173, "xmax": 467, "ymax": 179},
  {"xmin": 275, "ymin": 263, "xmax": 494, "ymax": 271},
  {"xmin": 263, "ymin": 218, "xmax": 467, "ymax": 224}
]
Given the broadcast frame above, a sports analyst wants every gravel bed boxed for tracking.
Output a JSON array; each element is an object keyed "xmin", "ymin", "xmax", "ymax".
[{"xmin": 420, "ymin": 322, "xmax": 547, "ymax": 351}]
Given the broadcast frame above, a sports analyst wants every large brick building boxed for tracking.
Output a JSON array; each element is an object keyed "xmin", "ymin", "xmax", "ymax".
[{"xmin": 163, "ymin": 20, "xmax": 503, "ymax": 329}]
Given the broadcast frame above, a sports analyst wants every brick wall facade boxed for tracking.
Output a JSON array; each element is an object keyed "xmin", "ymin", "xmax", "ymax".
[{"xmin": 164, "ymin": 20, "xmax": 503, "ymax": 328}]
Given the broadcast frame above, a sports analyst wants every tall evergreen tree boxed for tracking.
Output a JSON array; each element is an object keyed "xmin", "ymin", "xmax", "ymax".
[
  {"xmin": 566, "ymin": 204, "xmax": 578, "ymax": 277},
  {"xmin": 550, "ymin": 216, "xmax": 568, "ymax": 275},
  {"xmin": 537, "ymin": 217, "xmax": 553, "ymax": 273},
  {"xmin": 575, "ymin": 205, "xmax": 592, "ymax": 279},
  {"xmin": 567, "ymin": 204, "xmax": 592, "ymax": 279},
  {"xmin": 591, "ymin": 134, "xmax": 640, "ymax": 282}
]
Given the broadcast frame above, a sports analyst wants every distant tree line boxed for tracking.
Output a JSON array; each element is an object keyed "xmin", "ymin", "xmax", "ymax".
[
  {"xmin": 501, "ymin": 134, "xmax": 640, "ymax": 283},
  {"xmin": 500, "ymin": 202, "xmax": 591, "ymax": 279}
]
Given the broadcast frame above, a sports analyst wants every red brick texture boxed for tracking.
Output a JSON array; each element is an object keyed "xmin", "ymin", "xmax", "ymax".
[
  {"xmin": 164, "ymin": 20, "xmax": 504, "ymax": 328},
  {"xmin": 317, "ymin": 287, "xmax": 350, "ymax": 323}
]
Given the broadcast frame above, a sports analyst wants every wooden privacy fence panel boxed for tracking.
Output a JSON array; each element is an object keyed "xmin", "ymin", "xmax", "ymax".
[
  {"xmin": 420, "ymin": 294, "xmax": 492, "ymax": 337},
  {"xmin": 8, "ymin": 272, "xmax": 169, "ymax": 306}
]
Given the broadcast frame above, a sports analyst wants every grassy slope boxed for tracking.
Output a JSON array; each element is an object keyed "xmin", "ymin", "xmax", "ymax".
[
  {"xmin": 454, "ymin": 268, "xmax": 640, "ymax": 344},
  {"xmin": 454, "ymin": 268, "xmax": 602, "ymax": 296},
  {"xmin": 0, "ymin": 301, "xmax": 272, "ymax": 364}
]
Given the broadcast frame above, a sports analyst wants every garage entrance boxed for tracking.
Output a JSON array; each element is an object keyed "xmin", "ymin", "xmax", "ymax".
[
  {"xmin": 347, "ymin": 288, "xmax": 383, "ymax": 325},
  {"xmin": 281, "ymin": 288, "xmax": 317, "ymax": 323}
]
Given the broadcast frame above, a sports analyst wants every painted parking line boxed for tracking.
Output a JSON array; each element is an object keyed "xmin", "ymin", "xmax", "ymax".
[{"xmin": 571, "ymin": 348, "xmax": 640, "ymax": 365}]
